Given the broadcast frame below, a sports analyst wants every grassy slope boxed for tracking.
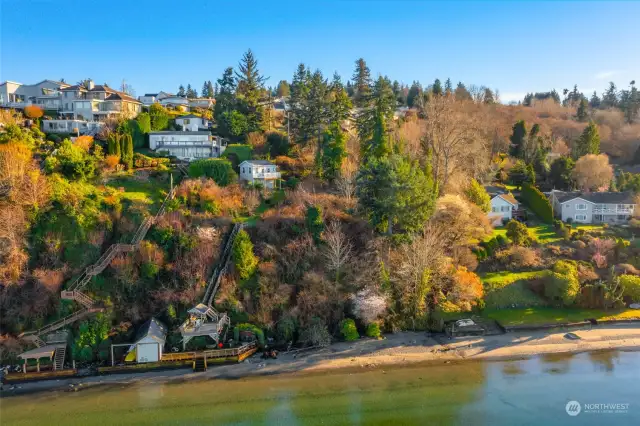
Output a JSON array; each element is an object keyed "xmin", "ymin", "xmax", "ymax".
[
  {"xmin": 106, "ymin": 172, "xmax": 167, "ymax": 208},
  {"xmin": 484, "ymin": 307, "xmax": 640, "ymax": 326},
  {"xmin": 481, "ymin": 270, "xmax": 549, "ymax": 309}
]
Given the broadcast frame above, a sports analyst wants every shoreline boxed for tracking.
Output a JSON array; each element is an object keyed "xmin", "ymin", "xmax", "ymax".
[{"xmin": 3, "ymin": 323, "xmax": 640, "ymax": 398}]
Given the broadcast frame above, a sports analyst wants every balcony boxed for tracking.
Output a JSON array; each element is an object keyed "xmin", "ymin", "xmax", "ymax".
[
  {"xmin": 592, "ymin": 208, "xmax": 632, "ymax": 215},
  {"xmin": 253, "ymin": 172, "xmax": 281, "ymax": 179}
]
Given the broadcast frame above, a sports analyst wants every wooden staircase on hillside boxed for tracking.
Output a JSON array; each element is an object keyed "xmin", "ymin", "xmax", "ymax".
[{"xmin": 53, "ymin": 346, "xmax": 66, "ymax": 370}]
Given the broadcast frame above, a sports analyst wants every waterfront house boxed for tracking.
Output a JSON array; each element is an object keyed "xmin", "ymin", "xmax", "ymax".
[
  {"xmin": 485, "ymin": 186, "xmax": 520, "ymax": 225},
  {"xmin": 548, "ymin": 190, "xmax": 636, "ymax": 224},
  {"xmin": 59, "ymin": 79, "xmax": 142, "ymax": 121},
  {"xmin": 125, "ymin": 318, "xmax": 167, "ymax": 363},
  {"xmin": 0, "ymin": 79, "xmax": 69, "ymax": 111},
  {"xmin": 41, "ymin": 119, "xmax": 104, "ymax": 135},
  {"xmin": 175, "ymin": 114, "xmax": 210, "ymax": 131}
]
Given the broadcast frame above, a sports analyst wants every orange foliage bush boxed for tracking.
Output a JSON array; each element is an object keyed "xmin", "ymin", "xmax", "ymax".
[
  {"xmin": 23, "ymin": 105, "xmax": 43, "ymax": 119},
  {"xmin": 449, "ymin": 266, "xmax": 484, "ymax": 311},
  {"xmin": 32, "ymin": 268, "xmax": 65, "ymax": 292},
  {"xmin": 104, "ymin": 155, "xmax": 121, "ymax": 169},
  {"xmin": 176, "ymin": 178, "xmax": 244, "ymax": 216},
  {"xmin": 74, "ymin": 135, "xmax": 94, "ymax": 151}
]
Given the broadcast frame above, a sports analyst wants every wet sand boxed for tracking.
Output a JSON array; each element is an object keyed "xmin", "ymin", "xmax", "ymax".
[{"xmin": 2, "ymin": 323, "xmax": 640, "ymax": 397}]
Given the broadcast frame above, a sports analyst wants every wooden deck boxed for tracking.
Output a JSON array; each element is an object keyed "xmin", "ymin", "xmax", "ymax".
[{"xmin": 3, "ymin": 369, "xmax": 77, "ymax": 383}]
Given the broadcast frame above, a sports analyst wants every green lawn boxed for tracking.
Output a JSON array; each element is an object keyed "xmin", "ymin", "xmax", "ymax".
[
  {"xmin": 481, "ymin": 270, "xmax": 550, "ymax": 309},
  {"xmin": 106, "ymin": 173, "xmax": 168, "ymax": 207},
  {"xmin": 487, "ymin": 223, "xmax": 605, "ymax": 245},
  {"xmin": 484, "ymin": 307, "xmax": 640, "ymax": 327},
  {"xmin": 237, "ymin": 189, "xmax": 285, "ymax": 227}
]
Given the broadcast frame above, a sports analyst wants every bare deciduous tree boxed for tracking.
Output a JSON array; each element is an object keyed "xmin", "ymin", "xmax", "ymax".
[
  {"xmin": 421, "ymin": 96, "xmax": 486, "ymax": 192},
  {"xmin": 572, "ymin": 154, "xmax": 613, "ymax": 191},
  {"xmin": 323, "ymin": 221, "xmax": 353, "ymax": 283},
  {"xmin": 352, "ymin": 287, "xmax": 387, "ymax": 323}
]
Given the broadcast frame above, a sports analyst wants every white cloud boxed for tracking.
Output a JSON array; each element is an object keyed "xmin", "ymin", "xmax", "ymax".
[{"xmin": 594, "ymin": 71, "xmax": 620, "ymax": 80}]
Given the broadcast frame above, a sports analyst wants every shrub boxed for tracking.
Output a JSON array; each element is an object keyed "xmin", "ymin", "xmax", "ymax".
[
  {"xmin": 232, "ymin": 229, "xmax": 258, "ymax": 280},
  {"xmin": 299, "ymin": 317, "xmax": 331, "ymax": 347},
  {"xmin": 339, "ymin": 318, "xmax": 359, "ymax": 341},
  {"xmin": 24, "ymin": 105, "xmax": 44, "ymax": 119},
  {"xmin": 233, "ymin": 323, "xmax": 265, "ymax": 347},
  {"xmin": 149, "ymin": 103, "xmax": 169, "ymax": 131},
  {"xmin": 506, "ymin": 220, "xmax": 531, "ymax": 246},
  {"xmin": 544, "ymin": 260, "xmax": 580, "ymax": 305},
  {"xmin": 521, "ymin": 183, "xmax": 553, "ymax": 223},
  {"xmin": 188, "ymin": 158, "xmax": 237, "ymax": 186},
  {"xmin": 495, "ymin": 234, "xmax": 508, "ymax": 247},
  {"xmin": 494, "ymin": 246, "xmax": 541, "ymax": 269},
  {"xmin": 464, "ymin": 178, "xmax": 491, "ymax": 212},
  {"xmin": 305, "ymin": 205, "xmax": 324, "ymax": 243},
  {"xmin": 619, "ymin": 275, "xmax": 640, "ymax": 302},
  {"xmin": 365, "ymin": 323, "xmax": 381, "ymax": 338},
  {"xmin": 266, "ymin": 132, "xmax": 290, "ymax": 157}
]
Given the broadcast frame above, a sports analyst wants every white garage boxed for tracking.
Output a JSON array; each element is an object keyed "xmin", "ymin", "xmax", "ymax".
[{"xmin": 125, "ymin": 318, "xmax": 167, "ymax": 363}]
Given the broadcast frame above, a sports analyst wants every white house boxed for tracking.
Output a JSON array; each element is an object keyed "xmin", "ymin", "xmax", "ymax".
[
  {"xmin": 138, "ymin": 91, "xmax": 173, "ymax": 106},
  {"xmin": 175, "ymin": 114, "xmax": 210, "ymax": 131},
  {"xmin": 125, "ymin": 318, "xmax": 167, "ymax": 363},
  {"xmin": 159, "ymin": 96, "xmax": 190, "ymax": 110},
  {"xmin": 548, "ymin": 190, "xmax": 636, "ymax": 224},
  {"xmin": 485, "ymin": 186, "xmax": 519, "ymax": 225},
  {"xmin": 148, "ymin": 131, "xmax": 225, "ymax": 160},
  {"xmin": 239, "ymin": 160, "xmax": 281, "ymax": 189},
  {"xmin": 0, "ymin": 79, "xmax": 69, "ymax": 111}
]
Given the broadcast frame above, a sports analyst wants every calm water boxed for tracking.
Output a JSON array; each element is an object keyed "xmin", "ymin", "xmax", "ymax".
[{"xmin": 1, "ymin": 351, "xmax": 639, "ymax": 425}]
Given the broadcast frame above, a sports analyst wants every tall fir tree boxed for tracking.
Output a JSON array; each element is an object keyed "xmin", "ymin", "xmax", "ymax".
[
  {"xmin": 327, "ymin": 72, "xmax": 352, "ymax": 124},
  {"xmin": 356, "ymin": 154, "xmax": 435, "ymax": 235},
  {"xmin": 407, "ymin": 81, "xmax": 422, "ymax": 107},
  {"xmin": 590, "ymin": 91, "xmax": 601, "ymax": 109},
  {"xmin": 454, "ymin": 82, "xmax": 472, "ymax": 101},
  {"xmin": 177, "ymin": 85, "xmax": 185, "ymax": 97},
  {"xmin": 509, "ymin": 120, "xmax": 527, "ymax": 159},
  {"xmin": 319, "ymin": 121, "xmax": 347, "ymax": 181},
  {"xmin": 576, "ymin": 97, "xmax": 589, "ymax": 121},
  {"xmin": 432, "ymin": 79, "xmax": 443, "ymax": 96},
  {"xmin": 235, "ymin": 49, "xmax": 267, "ymax": 132},
  {"xmin": 276, "ymin": 80, "xmax": 290, "ymax": 97},
  {"xmin": 356, "ymin": 76, "xmax": 396, "ymax": 155},
  {"xmin": 289, "ymin": 63, "xmax": 312, "ymax": 144},
  {"xmin": 572, "ymin": 121, "xmax": 600, "ymax": 159},
  {"xmin": 602, "ymin": 82, "xmax": 618, "ymax": 108},
  {"xmin": 352, "ymin": 58, "xmax": 372, "ymax": 108},
  {"xmin": 201, "ymin": 81, "xmax": 210, "ymax": 98},
  {"xmin": 444, "ymin": 78, "xmax": 453, "ymax": 96},
  {"xmin": 206, "ymin": 81, "xmax": 214, "ymax": 98}
]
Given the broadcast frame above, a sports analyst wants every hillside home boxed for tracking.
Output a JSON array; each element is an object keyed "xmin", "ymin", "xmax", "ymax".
[
  {"xmin": 41, "ymin": 119, "xmax": 104, "ymax": 135},
  {"xmin": 486, "ymin": 186, "xmax": 520, "ymax": 225},
  {"xmin": 175, "ymin": 114, "xmax": 210, "ymax": 131},
  {"xmin": 548, "ymin": 190, "xmax": 636, "ymax": 224},
  {"xmin": 59, "ymin": 80, "xmax": 141, "ymax": 121},
  {"xmin": 148, "ymin": 131, "xmax": 225, "ymax": 160},
  {"xmin": 0, "ymin": 79, "xmax": 69, "ymax": 111},
  {"xmin": 138, "ymin": 91, "xmax": 173, "ymax": 106},
  {"xmin": 239, "ymin": 160, "xmax": 281, "ymax": 189}
]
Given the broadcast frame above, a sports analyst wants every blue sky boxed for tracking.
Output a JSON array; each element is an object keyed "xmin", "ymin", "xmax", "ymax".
[{"xmin": 2, "ymin": 0, "xmax": 638, "ymax": 103}]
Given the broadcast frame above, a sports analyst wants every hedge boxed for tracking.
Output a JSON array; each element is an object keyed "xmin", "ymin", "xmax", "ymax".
[
  {"xmin": 188, "ymin": 158, "xmax": 237, "ymax": 186},
  {"xmin": 619, "ymin": 275, "xmax": 640, "ymax": 302},
  {"xmin": 521, "ymin": 183, "xmax": 553, "ymax": 223},
  {"xmin": 222, "ymin": 144, "xmax": 252, "ymax": 163}
]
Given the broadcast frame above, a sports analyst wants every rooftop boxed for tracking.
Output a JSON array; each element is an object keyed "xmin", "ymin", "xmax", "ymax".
[
  {"xmin": 149, "ymin": 131, "xmax": 211, "ymax": 135},
  {"xmin": 242, "ymin": 160, "xmax": 276, "ymax": 166},
  {"xmin": 553, "ymin": 190, "xmax": 635, "ymax": 204}
]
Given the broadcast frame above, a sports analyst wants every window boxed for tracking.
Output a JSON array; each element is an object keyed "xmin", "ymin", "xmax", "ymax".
[
  {"xmin": 492, "ymin": 207, "xmax": 499, "ymax": 213},
  {"xmin": 184, "ymin": 119, "xmax": 190, "ymax": 124},
  {"xmin": 575, "ymin": 214, "xmax": 587, "ymax": 221},
  {"xmin": 617, "ymin": 215, "xmax": 627, "ymax": 220},
  {"xmin": 501, "ymin": 206, "xmax": 510, "ymax": 212},
  {"xmin": 576, "ymin": 204, "xmax": 587, "ymax": 210}
]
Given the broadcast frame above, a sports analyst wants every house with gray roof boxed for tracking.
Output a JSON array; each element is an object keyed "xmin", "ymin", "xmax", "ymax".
[
  {"xmin": 548, "ymin": 190, "xmax": 636, "ymax": 224},
  {"xmin": 125, "ymin": 318, "xmax": 167, "ymax": 363},
  {"xmin": 485, "ymin": 185, "xmax": 521, "ymax": 225}
]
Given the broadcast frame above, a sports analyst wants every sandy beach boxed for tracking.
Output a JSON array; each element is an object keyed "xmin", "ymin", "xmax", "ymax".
[{"xmin": 3, "ymin": 323, "xmax": 640, "ymax": 397}]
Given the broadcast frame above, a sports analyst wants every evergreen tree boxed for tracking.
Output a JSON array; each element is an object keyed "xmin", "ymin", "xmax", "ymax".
[
  {"xmin": 590, "ymin": 91, "xmax": 601, "ymax": 109},
  {"xmin": 206, "ymin": 80, "xmax": 214, "ymax": 98},
  {"xmin": 620, "ymin": 81, "xmax": 640, "ymax": 124},
  {"xmin": 356, "ymin": 154, "xmax": 435, "ymax": 235},
  {"xmin": 235, "ymin": 49, "xmax": 267, "ymax": 132},
  {"xmin": 509, "ymin": 120, "xmax": 527, "ymax": 159},
  {"xmin": 444, "ymin": 78, "xmax": 453, "ymax": 96},
  {"xmin": 306, "ymin": 69, "xmax": 329, "ymax": 141},
  {"xmin": 576, "ymin": 97, "xmax": 589, "ymax": 121},
  {"xmin": 454, "ymin": 82, "xmax": 472, "ymax": 101},
  {"xmin": 327, "ymin": 72, "xmax": 352, "ymax": 124},
  {"xmin": 464, "ymin": 178, "xmax": 491, "ymax": 212},
  {"xmin": 483, "ymin": 88, "xmax": 495, "ymax": 104},
  {"xmin": 356, "ymin": 76, "xmax": 396, "ymax": 150},
  {"xmin": 549, "ymin": 157, "xmax": 575, "ymax": 190},
  {"xmin": 407, "ymin": 81, "xmax": 422, "ymax": 107},
  {"xmin": 507, "ymin": 160, "xmax": 535, "ymax": 188},
  {"xmin": 573, "ymin": 121, "xmax": 600, "ymax": 159},
  {"xmin": 201, "ymin": 81, "xmax": 210, "ymax": 98},
  {"xmin": 121, "ymin": 133, "xmax": 134, "ymax": 169},
  {"xmin": 214, "ymin": 67, "xmax": 238, "ymax": 137},
  {"xmin": 185, "ymin": 84, "xmax": 197, "ymax": 98},
  {"xmin": 289, "ymin": 63, "xmax": 311, "ymax": 143},
  {"xmin": 320, "ymin": 122, "xmax": 347, "ymax": 181},
  {"xmin": 602, "ymin": 82, "xmax": 618, "ymax": 108},
  {"xmin": 232, "ymin": 229, "xmax": 258, "ymax": 280},
  {"xmin": 213, "ymin": 82, "xmax": 219, "ymax": 96},
  {"xmin": 107, "ymin": 133, "xmax": 121, "ymax": 157},
  {"xmin": 149, "ymin": 103, "xmax": 169, "ymax": 131},
  {"xmin": 177, "ymin": 85, "xmax": 185, "ymax": 97},
  {"xmin": 432, "ymin": 79, "xmax": 443, "ymax": 96},
  {"xmin": 305, "ymin": 205, "xmax": 324, "ymax": 243},
  {"xmin": 352, "ymin": 58, "xmax": 372, "ymax": 107},
  {"xmin": 276, "ymin": 80, "xmax": 290, "ymax": 97}
]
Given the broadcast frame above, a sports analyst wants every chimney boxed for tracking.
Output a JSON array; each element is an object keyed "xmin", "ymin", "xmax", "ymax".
[{"xmin": 86, "ymin": 79, "xmax": 95, "ymax": 90}]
